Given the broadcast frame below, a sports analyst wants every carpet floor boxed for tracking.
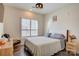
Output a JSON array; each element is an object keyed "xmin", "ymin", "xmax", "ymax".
[{"xmin": 14, "ymin": 46, "xmax": 79, "ymax": 56}]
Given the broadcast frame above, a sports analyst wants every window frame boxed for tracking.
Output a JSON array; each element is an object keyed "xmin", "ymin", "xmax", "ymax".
[{"xmin": 21, "ymin": 18, "xmax": 38, "ymax": 37}]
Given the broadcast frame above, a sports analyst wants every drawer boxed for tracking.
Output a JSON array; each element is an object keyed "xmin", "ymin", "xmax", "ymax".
[
  {"xmin": 67, "ymin": 45, "xmax": 75, "ymax": 48},
  {"xmin": 66, "ymin": 47, "xmax": 75, "ymax": 50},
  {"xmin": 66, "ymin": 43, "xmax": 76, "ymax": 46},
  {"xmin": 66, "ymin": 48, "xmax": 76, "ymax": 52}
]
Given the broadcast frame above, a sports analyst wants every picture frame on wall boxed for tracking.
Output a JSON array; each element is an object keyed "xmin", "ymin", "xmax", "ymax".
[{"xmin": 53, "ymin": 16, "xmax": 57, "ymax": 22}]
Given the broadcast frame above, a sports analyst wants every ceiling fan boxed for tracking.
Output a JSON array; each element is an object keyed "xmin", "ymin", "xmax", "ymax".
[{"xmin": 32, "ymin": 3, "xmax": 43, "ymax": 9}]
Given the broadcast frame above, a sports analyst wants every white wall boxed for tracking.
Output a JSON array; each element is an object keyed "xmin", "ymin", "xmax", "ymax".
[
  {"xmin": 0, "ymin": 23, "xmax": 3, "ymax": 34},
  {"xmin": 3, "ymin": 6, "xmax": 44, "ymax": 38},
  {"xmin": 0, "ymin": 23, "xmax": 4, "ymax": 38},
  {"xmin": 44, "ymin": 4, "xmax": 79, "ymax": 38}
]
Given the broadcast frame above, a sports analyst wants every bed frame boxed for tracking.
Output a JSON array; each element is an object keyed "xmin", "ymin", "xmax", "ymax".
[
  {"xmin": 24, "ymin": 44, "xmax": 33, "ymax": 56},
  {"xmin": 66, "ymin": 30, "xmax": 72, "ymax": 42}
]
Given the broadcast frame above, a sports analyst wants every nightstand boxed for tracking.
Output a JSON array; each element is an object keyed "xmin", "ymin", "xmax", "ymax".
[{"xmin": 66, "ymin": 42, "xmax": 76, "ymax": 55}]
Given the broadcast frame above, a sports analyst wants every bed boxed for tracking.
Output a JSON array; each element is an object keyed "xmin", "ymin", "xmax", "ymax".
[{"xmin": 24, "ymin": 36, "xmax": 65, "ymax": 56}]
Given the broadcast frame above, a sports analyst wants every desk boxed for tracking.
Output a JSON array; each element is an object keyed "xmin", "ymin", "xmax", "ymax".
[{"xmin": 0, "ymin": 39, "xmax": 13, "ymax": 56}]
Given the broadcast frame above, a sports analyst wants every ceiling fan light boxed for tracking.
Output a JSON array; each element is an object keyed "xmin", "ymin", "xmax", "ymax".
[
  {"xmin": 36, "ymin": 3, "xmax": 43, "ymax": 9},
  {"xmin": 36, "ymin": 5, "xmax": 39, "ymax": 8}
]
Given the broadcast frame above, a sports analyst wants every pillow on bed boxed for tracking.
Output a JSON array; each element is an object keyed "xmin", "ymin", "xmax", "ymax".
[
  {"xmin": 50, "ymin": 33, "xmax": 65, "ymax": 39},
  {"xmin": 44, "ymin": 33, "xmax": 52, "ymax": 37}
]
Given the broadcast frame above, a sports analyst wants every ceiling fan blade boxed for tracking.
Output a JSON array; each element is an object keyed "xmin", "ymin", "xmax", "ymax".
[{"xmin": 32, "ymin": 6, "xmax": 35, "ymax": 8}]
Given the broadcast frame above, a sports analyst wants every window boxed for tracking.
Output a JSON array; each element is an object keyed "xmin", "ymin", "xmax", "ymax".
[{"xmin": 21, "ymin": 18, "xmax": 38, "ymax": 37}]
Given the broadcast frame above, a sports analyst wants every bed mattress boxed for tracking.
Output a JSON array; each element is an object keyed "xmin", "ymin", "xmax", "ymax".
[{"xmin": 24, "ymin": 36, "xmax": 65, "ymax": 56}]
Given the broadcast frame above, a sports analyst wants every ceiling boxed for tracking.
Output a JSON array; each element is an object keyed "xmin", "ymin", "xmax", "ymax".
[{"xmin": 4, "ymin": 3, "xmax": 69, "ymax": 14}]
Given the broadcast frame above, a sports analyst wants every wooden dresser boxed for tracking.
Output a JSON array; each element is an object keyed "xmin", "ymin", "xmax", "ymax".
[
  {"xmin": 66, "ymin": 30, "xmax": 76, "ymax": 55},
  {"xmin": 66, "ymin": 41, "xmax": 76, "ymax": 55},
  {"xmin": 0, "ymin": 39, "xmax": 13, "ymax": 56}
]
